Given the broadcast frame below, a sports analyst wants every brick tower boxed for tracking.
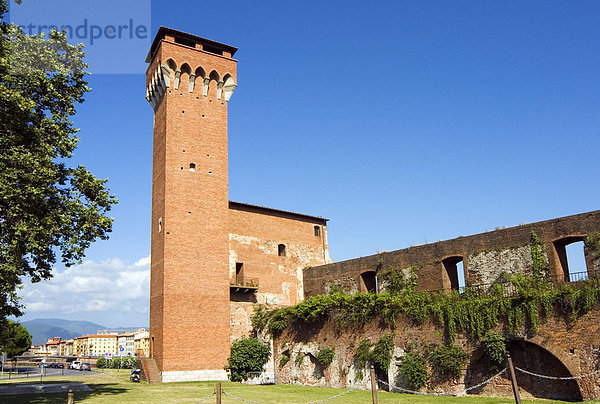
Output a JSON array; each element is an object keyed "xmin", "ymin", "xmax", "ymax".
[{"xmin": 145, "ymin": 27, "xmax": 237, "ymax": 382}]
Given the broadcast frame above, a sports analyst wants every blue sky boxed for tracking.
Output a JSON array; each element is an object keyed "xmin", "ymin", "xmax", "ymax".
[{"xmin": 10, "ymin": 1, "xmax": 600, "ymax": 327}]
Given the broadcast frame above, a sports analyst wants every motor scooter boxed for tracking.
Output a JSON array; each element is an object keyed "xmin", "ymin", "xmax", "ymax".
[{"xmin": 130, "ymin": 368, "xmax": 141, "ymax": 382}]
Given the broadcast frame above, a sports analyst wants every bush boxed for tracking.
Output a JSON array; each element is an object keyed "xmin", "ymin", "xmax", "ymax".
[
  {"xmin": 371, "ymin": 334, "xmax": 394, "ymax": 372},
  {"xmin": 430, "ymin": 344, "xmax": 468, "ymax": 379},
  {"xmin": 316, "ymin": 347, "xmax": 335, "ymax": 368},
  {"xmin": 279, "ymin": 351, "xmax": 290, "ymax": 367},
  {"xmin": 353, "ymin": 335, "xmax": 394, "ymax": 375},
  {"xmin": 483, "ymin": 330, "xmax": 506, "ymax": 369},
  {"xmin": 400, "ymin": 350, "xmax": 428, "ymax": 390},
  {"xmin": 227, "ymin": 337, "xmax": 271, "ymax": 382},
  {"xmin": 96, "ymin": 357, "xmax": 108, "ymax": 369}
]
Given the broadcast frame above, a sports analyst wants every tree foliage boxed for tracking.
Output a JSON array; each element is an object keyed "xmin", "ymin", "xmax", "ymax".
[
  {"xmin": 0, "ymin": 1, "xmax": 117, "ymax": 318},
  {"xmin": 0, "ymin": 319, "xmax": 31, "ymax": 357},
  {"xmin": 227, "ymin": 337, "xmax": 271, "ymax": 382}
]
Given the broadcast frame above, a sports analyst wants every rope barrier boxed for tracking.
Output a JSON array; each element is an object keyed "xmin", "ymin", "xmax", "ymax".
[
  {"xmin": 376, "ymin": 368, "xmax": 507, "ymax": 397},
  {"xmin": 515, "ymin": 366, "xmax": 600, "ymax": 381},
  {"xmin": 194, "ymin": 391, "xmax": 215, "ymax": 403}
]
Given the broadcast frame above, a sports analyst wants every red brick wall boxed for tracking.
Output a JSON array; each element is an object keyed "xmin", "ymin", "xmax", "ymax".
[
  {"xmin": 149, "ymin": 34, "xmax": 237, "ymax": 373},
  {"xmin": 305, "ymin": 210, "xmax": 600, "ymax": 296}
]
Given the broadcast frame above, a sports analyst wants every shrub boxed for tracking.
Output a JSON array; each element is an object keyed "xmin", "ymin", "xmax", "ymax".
[
  {"xmin": 385, "ymin": 266, "xmax": 417, "ymax": 295},
  {"xmin": 483, "ymin": 330, "xmax": 506, "ymax": 369},
  {"xmin": 279, "ymin": 351, "xmax": 290, "ymax": 367},
  {"xmin": 317, "ymin": 347, "xmax": 335, "ymax": 368},
  {"xmin": 353, "ymin": 339, "xmax": 372, "ymax": 377},
  {"xmin": 227, "ymin": 337, "xmax": 271, "ymax": 382},
  {"xmin": 400, "ymin": 350, "xmax": 428, "ymax": 390},
  {"xmin": 295, "ymin": 353, "xmax": 305, "ymax": 367},
  {"xmin": 353, "ymin": 335, "xmax": 394, "ymax": 375},
  {"xmin": 96, "ymin": 357, "xmax": 108, "ymax": 369},
  {"xmin": 430, "ymin": 344, "xmax": 468, "ymax": 379},
  {"xmin": 370, "ymin": 334, "xmax": 394, "ymax": 372}
]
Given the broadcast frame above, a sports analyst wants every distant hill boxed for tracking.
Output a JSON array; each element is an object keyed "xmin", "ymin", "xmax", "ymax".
[{"xmin": 21, "ymin": 319, "xmax": 106, "ymax": 345}]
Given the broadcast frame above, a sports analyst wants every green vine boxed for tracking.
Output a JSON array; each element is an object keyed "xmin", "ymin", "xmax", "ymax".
[
  {"xmin": 531, "ymin": 231, "xmax": 549, "ymax": 278},
  {"xmin": 586, "ymin": 232, "xmax": 600, "ymax": 262},
  {"xmin": 254, "ymin": 271, "xmax": 600, "ymax": 344},
  {"xmin": 482, "ymin": 330, "xmax": 506, "ymax": 370}
]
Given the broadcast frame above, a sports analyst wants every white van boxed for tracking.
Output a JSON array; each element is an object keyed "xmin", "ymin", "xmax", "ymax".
[{"xmin": 70, "ymin": 360, "xmax": 82, "ymax": 370}]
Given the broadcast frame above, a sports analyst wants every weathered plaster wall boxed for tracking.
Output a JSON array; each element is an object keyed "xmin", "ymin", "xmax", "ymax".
[
  {"xmin": 273, "ymin": 307, "xmax": 600, "ymax": 401},
  {"xmin": 305, "ymin": 210, "xmax": 600, "ymax": 296},
  {"xmin": 228, "ymin": 203, "xmax": 330, "ymax": 342}
]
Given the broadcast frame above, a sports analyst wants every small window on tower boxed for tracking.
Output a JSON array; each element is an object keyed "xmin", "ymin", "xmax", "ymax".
[
  {"xmin": 189, "ymin": 163, "xmax": 196, "ymax": 172},
  {"xmin": 158, "ymin": 218, "xmax": 162, "ymax": 233},
  {"xmin": 314, "ymin": 226, "xmax": 321, "ymax": 237},
  {"xmin": 278, "ymin": 244, "xmax": 286, "ymax": 257}
]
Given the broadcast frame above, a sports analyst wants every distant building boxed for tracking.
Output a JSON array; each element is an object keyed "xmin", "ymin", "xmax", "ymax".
[
  {"xmin": 44, "ymin": 337, "xmax": 61, "ymax": 356},
  {"xmin": 77, "ymin": 334, "xmax": 118, "ymax": 357},
  {"xmin": 59, "ymin": 339, "xmax": 75, "ymax": 356},
  {"xmin": 117, "ymin": 333, "xmax": 136, "ymax": 356},
  {"xmin": 134, "ymin": 331, "xmax": 150, "ymax": 357}
]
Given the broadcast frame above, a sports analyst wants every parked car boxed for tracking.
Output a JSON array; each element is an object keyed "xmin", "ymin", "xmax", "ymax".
[
  {"xmin": 55, "ymin": 363, "xmax": 65, "ymax": 369},
  {"xmin": 70, "ymin": 361, "xmax": 82, "ymax": 370},
  {"xmin": 80, "ymin": 363, "xmax": 91, "ymax": 371},
  {"xmin": 39, "ymin": 362, "xmax": 49, "ymax": 368}
]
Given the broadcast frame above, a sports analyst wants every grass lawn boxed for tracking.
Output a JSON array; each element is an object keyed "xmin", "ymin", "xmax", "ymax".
[{"xmin": 0, "ymin": 370, "xmax": 596, "ymax": 403}]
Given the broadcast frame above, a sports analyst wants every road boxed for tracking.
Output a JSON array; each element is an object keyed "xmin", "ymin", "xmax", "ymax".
[{"xmin": 0, "ymin": 367, "xmax": 96, "ymax": 380}]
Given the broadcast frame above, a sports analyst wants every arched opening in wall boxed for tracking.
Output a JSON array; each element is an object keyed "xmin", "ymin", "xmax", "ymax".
[
  {"xmin": 179, "ymin": 63, "xmax": 191, "ymax": 90},
  {"xmin": 442, "ymin": 256, "xmax": 465, "ymax": 292},
  {"xmin": 360, "ymin": 271, "xmax": 377, "ymax": 294},
  {"xmin": 235, "ymin": 262, "xmax": 244, "ymax": 284},
  {"xmin": 465, "ymin": 340, "xmax": 582, "ymax": 401},
  {"xmin": 314, "ymin": 225, "xmax": 321, "ymax": 237},
  {"xmin": 278, "ymin": 244, "xmax": 286, "ymax": 257},
  {"xmin": 554, "ymin": 237, "xmax": 588, "ymax": 282}
]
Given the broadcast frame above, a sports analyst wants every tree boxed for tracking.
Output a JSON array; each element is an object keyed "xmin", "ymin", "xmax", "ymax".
[
  {"xmin": 0, "ymin": 1, "xmax": 117, "ymax": 319},
  {"xmin": 0, "ymin": 320, "xmax": 31, "ymax": 357},
  {"xmin": 227, "ymin": 337, "xmax": 271, "ymax": 382}
]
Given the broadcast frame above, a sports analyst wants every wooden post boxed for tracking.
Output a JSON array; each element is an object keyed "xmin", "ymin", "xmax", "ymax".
[
  {"xmin": 506, "ymin": 355, "xmax": 521, "ymax": 404},
  {"xmin": 216, "ymin": 382, "xmax": 222, "ymax": 404},
  {"xmin": 66, "ymin": 389, "xmax": 74, "ymax": 404},
  {"xmin": 370, "ymin": 366, "xmax": 378, "ymax": 404}
]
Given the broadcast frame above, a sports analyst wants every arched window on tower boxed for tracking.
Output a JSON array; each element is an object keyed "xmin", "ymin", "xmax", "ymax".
[
  {"xmin": 314, "ymin": 225, "xmax": 321, "ymax": 237},
  {"xmin": 278, "ymin": 244, "xmax": 286, "ymax": 257}
]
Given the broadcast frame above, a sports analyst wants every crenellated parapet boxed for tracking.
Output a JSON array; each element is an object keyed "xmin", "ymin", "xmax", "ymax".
[
  {"xmin": 144, "ymin": 26, "xmax": 238, "ymax": 111},
  {"xmin": 145, "ymin": 58, "xmax": 236, "ymax": 110}
]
